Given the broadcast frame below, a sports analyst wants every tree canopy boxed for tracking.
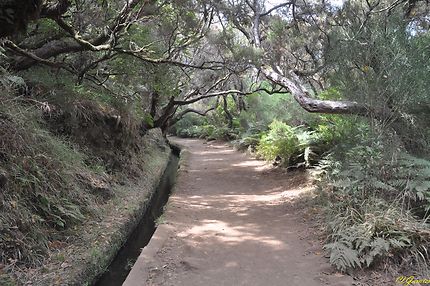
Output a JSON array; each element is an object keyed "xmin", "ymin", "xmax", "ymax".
[{"xmin": 2, "ymin": 0, "xmax": 429, "ymax": 144}]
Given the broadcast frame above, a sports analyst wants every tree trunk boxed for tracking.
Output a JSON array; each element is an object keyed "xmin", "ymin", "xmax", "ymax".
[
  {"xmin": 149, "ymin": 91, "xmax": 160, "ymax": 118},
  {"xmin": 152, "ymin": 97, "xmax": 176, "ymax": 132},
  {"xmin": 223, "ymin": 95, "xmax": 233, "ymax": 129}
]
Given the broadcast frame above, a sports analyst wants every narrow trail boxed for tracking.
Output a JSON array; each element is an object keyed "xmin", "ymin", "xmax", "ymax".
[{"xmin": 124, "ymin": 138, "xmax": 354, "ymax": 286}]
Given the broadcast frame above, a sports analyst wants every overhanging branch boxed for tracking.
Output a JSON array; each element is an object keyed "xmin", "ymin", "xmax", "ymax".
[
  {"xmin": 55, "ymin": 18, "xmax": 112, "ymax": 51},
  {"xmin": 4, "ymin": 40, "xmax": 75, "ymax": 73},
  {"xmin": 260, "ymin": 65, "xmax": 391, "ymax": 118}
]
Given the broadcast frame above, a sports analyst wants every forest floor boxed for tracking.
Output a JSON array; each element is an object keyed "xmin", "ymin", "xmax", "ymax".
[{"xmin": 124, "ymin": 138, "xmax": 381, "ymax": 286}]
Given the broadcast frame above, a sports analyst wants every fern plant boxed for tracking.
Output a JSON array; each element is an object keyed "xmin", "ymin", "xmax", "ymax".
[
  {"xmin": 320, "ymin": 143, "xmax": 430, "ymax": 272},
  {"xmin": 324, "ymin": 199, "xmax": 413, "ymax": 271},
  {"xmin": 256, "ymin": 120, "xmax": 300, "ymax": 161},
  {"xmin": 256, "ymin": 120, "xmax": 314, "ymax": 166}
]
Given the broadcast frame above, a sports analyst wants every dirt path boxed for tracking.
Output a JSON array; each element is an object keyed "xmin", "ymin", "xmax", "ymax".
[{"xmin": 124, "ymin": 138, "xmax": 354, "ymax": 286}]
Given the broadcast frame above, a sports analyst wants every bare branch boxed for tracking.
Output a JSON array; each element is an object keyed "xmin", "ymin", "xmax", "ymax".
[
  {"xmin": 205, "ymin": 73, "xmax": 233, "ymax": 93},
  {"xmin": 177, "ymin": 106, "xmax": 216, "ymax": 118},
  {"xmin": 114, "ymin": 48, "xmax": 225, "ymax": 70},
  {"xmin": 77, "ymin": 52, "xmax": 118, "ymax": 84},
  {"xmin": 174, "ymin": 86, "xmax": 282, "ymax": 106},
  {"xmin": 245, "ymin": 0, "xmax": 257, "ymax": 12},
  {"xmin": 261, "ymin": 2, "xmax": 293, "ymax": 17}
]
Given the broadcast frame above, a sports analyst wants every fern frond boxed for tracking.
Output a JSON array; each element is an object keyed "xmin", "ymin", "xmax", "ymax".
[{"xmin": 324, "ymin": 242, "xmax": 361, "ymax": 271}]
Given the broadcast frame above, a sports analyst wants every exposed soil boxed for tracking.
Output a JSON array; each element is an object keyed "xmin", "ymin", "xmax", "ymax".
[{"xmin": 125, "ymin": 138, "xmax": 357, "ymax": 286}]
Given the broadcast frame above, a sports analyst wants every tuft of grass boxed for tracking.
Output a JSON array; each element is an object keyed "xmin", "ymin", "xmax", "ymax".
[{"xmin": 155, "ymin": 213, "xmax": 167, "ymax": 226}]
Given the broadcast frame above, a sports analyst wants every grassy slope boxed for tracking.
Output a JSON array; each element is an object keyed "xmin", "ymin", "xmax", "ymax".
[{"xmin": 0, "ymin": 99, "xmax": 171, "ymax": 285}]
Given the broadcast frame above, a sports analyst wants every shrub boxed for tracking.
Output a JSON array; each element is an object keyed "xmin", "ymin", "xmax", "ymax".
[
  {"xmin": 312, "ymin": 115, "xmax": 363, "ymax": 148},
  {"xmin": 198, "ymin": 124, "xmax": 216, "ymax": 138},
  {"xmin": 234, "ymin": 133, "xmax": 263, "ymax": 152},
  {"xmin": 175, "ymin": 124, "xmax": 216, "ymax": 139},
  {"xmin": 170, "ymin": 113, "xmax": 207, "ymax": 137},
  {"xmin": 256, "ymin": 120, "xmax": 301, "ymax": 164},
  {"xmin": 209, "ymin": 126, "xmax": 239, "ymax": 140}
]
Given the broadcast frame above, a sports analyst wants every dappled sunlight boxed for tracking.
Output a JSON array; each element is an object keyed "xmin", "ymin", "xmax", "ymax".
[
  {"xmin": 231, "ymin": 160, "xmax": 274, "ymax": 172},
  {"xmin": 173, "ymin": 183, "xmax": 315, "ymax": 210},
  {"xmin": 202, "ymin": 158, "xmax": 225, "ymax": 162},
  {"xmin": 225, "ymin": 261, "xmax": 239, "ymax": 268},
  {"xmin": 179, "ymin": 219, "xmax": 287, "ymax": 249},
  {"xmin": 184, "ymin": 167, "xmax": 244, "ymax": 173},
  {"xmin": 254, "ymin": 164, "xmax": 274, "ymax": 172},
  {"xmin": 224, "ymin": 186, "xmax": 316, "ymax": 202},
  {"xmin": 196, "ymin": 149, "xmax": 235, "ymax": 155},
  {"xmin": 169, "ymin": 182, "xmax": 315, "ymax": 253},
  {"xmin": 179, "ymin": 201, "xmax": 213, "ymax": 210},
  {"xmin": 231, "ymin": 160, "xmax": 265, "ymax": 168}
]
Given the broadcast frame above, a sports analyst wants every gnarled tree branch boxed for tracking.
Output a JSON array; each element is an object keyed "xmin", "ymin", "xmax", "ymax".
[
  {"xmin": 260, "ymin": 65, "xmax": 392, "ymax": 118},
  {"xmin": 8, "ymin": 0, "xmax": 156, "ymax": 71}
]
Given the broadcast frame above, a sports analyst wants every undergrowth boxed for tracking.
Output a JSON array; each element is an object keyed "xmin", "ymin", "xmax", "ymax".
[
  {"xmin": 256, "ymin": 120, "xmax": 302, "ymax": 164},
  {"xmin": 0, "ymin": 101, "xmax": 95, "ymax": 266},
  {"xmin": 318, "ymin": 142, "xmax": 430, "ymax": 274},
  {"xmin": 0, "ymin": 72, "xmax": 148, "ymax": 268}
]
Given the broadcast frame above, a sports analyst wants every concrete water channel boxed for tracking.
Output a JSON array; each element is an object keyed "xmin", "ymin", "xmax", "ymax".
[{"xmin": 94, "ymin": 146, "xmax": 180, "ymax": 286}]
